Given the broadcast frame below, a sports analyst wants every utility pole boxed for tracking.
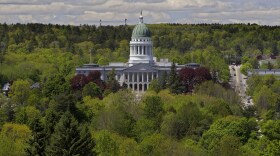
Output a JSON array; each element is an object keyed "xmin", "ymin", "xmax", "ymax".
[
  {"xmin": 99, "ymin": 19, "xmax": 102, "ymax": 27},
  {"xmin": 125, "ymin": 18, "xmax": 127, "ymax": 26}
]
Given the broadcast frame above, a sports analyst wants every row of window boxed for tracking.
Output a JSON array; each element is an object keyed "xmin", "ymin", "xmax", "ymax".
[{"xmin": 132, "ymin": 38, "xmax": 151, "ymax": 42}]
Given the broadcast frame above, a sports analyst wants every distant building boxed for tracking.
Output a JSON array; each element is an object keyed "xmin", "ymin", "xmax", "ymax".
[
  {"xmin": 76, "ymin": 13, "xmax": 198, "ymax": 92},
  {"xmin": 30, "ymin": 82, "xmax": 40, "ymax": 89},
  {"xmin": 248, "ymin": 69, "xmax": 280, "ymax": 77},
  {"xmin": 2, "ymin": 82, "xmax": 11, "ymax": 96}
]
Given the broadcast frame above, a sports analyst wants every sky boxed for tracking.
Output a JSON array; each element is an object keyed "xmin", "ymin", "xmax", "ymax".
[{"xmin": 0, "ymin": 0, "xmax": 280, "ymax": 26}]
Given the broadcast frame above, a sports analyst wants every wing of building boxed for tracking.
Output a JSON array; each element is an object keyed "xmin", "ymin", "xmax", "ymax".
[{"xmin": 76, "ymin": 13, "xmax": 199, "ymax": 92}]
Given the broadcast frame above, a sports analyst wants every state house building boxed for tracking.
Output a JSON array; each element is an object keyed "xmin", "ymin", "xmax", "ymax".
[{"xmin": 76, "ymin": 13, "xmax": 199, "ymax": 92}]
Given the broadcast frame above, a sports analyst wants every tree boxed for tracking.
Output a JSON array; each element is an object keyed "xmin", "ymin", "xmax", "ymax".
[
  {"xmin": 25, "ymin": 118, "xmax": 46, "ymax": 156},
  {"xmin": 70, "ymin": 74, "xmax": 88, "ymax": 90},
  {"xmin": 253, "ymin": 85, "xmax": 277, "ymax": 112},
  {"xmin": 10, "ymin": 79, "xmax": 30, "ymax": 105},
  {"xmin": 215, "ymin": 135, "xmax": 242, "ymax": 156},
  {"xmin": 106, "ymin": 68, "xmax": 120, "ymax": 93},
  {"xmin": 0, "ymin": 123, "xmax": 31, "ymax": 156},
  {"xmin": 143, "ymin": 96, "xmax": 163, "ymax": 128},
  {"xmin": 82, "ymin": 82, "xmax": 102, "ymax": 99},
  {"xmin": 0, "ymin": 94, "xmax": 14, "ymax": 127},
  {"xmin": 161, "ymin": 102, "xmax": 202, "ymax": 139},
  {"xmin": 262, "ymin": 120, "xmax": 280, "ymax": 141},
  {"xmin": 133, "ymin": 117, "xmax": 157, "ymax": 141},
  {"xmin": 158, "ymin": 71, "xmax": 167, "ymax": 90},
  {"xmin": 43, "ymin": 73, "xmax": 70, "ymax": 98},
  {"xmin": 15, "ymin": 106, "xmax": 41, "ymax": 126},
  {"xmin": 139, "ymin": 133, "xmax": 185, "ymax": 156},
  {"xmin": 87, "ymin": 71, "xmax": 106, "ymax": 91},
  {"xmin": 43, "ymin": 109, "xmax": 60, "ymax": 145},
  {"xmin": 149, "ymin": 79, "xmax": 161, "ymax": 93},
  {"xmin": 94, "ymin": 130, "xmax": 119, "ymax": 156},
  {"xmin": 179, "ymin": 67, "xmax": 195, "ymax": 93},
  {"xmin": 46, "ymin": 111, "xmax": 94, "ymax": 156},
  {"xmin": 200, "ymin": 116, "xmax": 257, "ymax": 152},
  {"xmin": 194, "ymin": 67, "xmax": 212, "ymax": 84},
  {"xmin": 240, "ymin": 62, "xmax": 253, "ymax": 76},
  {"xmin": 168, "ymin": 62, "xmax": 181, "ymax": 94}
]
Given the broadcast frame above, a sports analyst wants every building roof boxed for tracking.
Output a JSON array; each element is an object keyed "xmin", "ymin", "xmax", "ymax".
[
  {"xmin": 2, "ymin": 82, "xmax": 10, "ymax": 91},
  {"xmin": 132, "ymin": 12, "xmax": 151, "ymax": 38},
  {"xmin": 124, "ymin": 63, "xmax": 157, "ymax": 72}
]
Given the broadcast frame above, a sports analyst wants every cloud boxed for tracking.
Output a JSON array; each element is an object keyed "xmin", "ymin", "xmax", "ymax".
[{"xmin": 0, "ymin": 0, "xmax": 279, "ymax": 25}]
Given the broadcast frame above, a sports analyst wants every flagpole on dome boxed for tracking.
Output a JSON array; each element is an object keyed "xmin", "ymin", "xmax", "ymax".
[{"xmin": 139, "ymin": 10, "xmax": 143, "ymax": 23}]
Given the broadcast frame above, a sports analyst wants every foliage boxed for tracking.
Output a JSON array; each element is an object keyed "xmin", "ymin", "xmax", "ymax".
[
  {"xmin": 168, "ymin": 62, "xmax": 181, "ymax": 94},
  {"xmin": 10, "ymin": 79, "xmax": 31, "ymax": 105},
  {"xmin": 106, "ymin": 68, "xmax": 121, "ymax": 94},
  {"xmin": 25, "ymin": 118, "xmax": 46, "ymax": 156},
  {"xmin": 46, "ymin": 111, "xmax": 94, "ymax": 156},
  {"xmin": 199, "ymin": 116, "xmax": 257, "ymax": 152},
  {"xmin": 15, "ymin": 106, "xmax": 41, "ymax": 126},
  {"xmin": 82, "ymin": 82, "xmax": 102, "ymax": 99},
  {"xmin": 0, "ymin": 94, "xmax": 14, "ymax": 127},
  {"xmin": 0, "ymin": 123, "xmax": 31, "ymax": 156},
  {"xmin": 240, "ymin": 62, "xmax": 253, "ymax": 76},
  {"xmin": 161, "ymin": 102, "xmax": 202, "ymax": 139}
]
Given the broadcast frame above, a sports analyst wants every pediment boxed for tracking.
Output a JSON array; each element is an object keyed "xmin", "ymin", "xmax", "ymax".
[{"xmin": 124, "ymin": 63, "xmax": 157, "ymax": 72}]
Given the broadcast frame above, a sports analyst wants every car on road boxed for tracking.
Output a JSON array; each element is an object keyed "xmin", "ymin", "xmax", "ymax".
[{"xmin": 234, "ymin": 74, "xmax": 236, "ymax": 76}]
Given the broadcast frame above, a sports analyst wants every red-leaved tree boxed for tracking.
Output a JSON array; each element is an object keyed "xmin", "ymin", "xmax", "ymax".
[
  {"xmin": 70, "ymin": 71, "xmax": 106, "ymax": 92},
  {"xmin": 194, "ymin": 67, "xmax": 212, "ymax": 84},
  {"xmin": 70, "ymin": 74, "xmax": 88, "ymax": 90},
  {"xmin": 179, "ymin": 67, "xmax": 195, "ymax": 92},
  {"xmin": 86, "ymin": 71, "xmax": 106, "ymax": 91}
]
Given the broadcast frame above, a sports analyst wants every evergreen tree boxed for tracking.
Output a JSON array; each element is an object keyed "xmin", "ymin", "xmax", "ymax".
[
  {"xmin": 158, "ymin": 71, "xmax": 167, "ymax": 90},
  {"xmin": 44, "ymin": 109, "xmax": 60, "ymax": 145},
  {"xmin": 46, "ymin": 111, "xmax": 94, "ymax": 156},
  {"xmin": 106, "ymin": 68, "xmax": 120, "ymax": 93},
  {"xmin": 168, "ymin": 62, "xmax": 181, "ymax": 94},
  {"xmin": 25, "ymin": 118, "xmax": 46, "ymax": 156}
]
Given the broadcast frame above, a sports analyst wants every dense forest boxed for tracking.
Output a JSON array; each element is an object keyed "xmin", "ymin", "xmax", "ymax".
[{"xmin": 0, "ymin": 23, "xmax": 280, "ymax": 155}]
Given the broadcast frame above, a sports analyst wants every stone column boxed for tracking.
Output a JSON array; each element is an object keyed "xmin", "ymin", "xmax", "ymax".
[
  {"xmin": 142, "ymin": 45, "xmax": 144, "ymax": 55},
  {"xmin": 152, "ymin": 72, "xmax": 154, "ymax": 80},
  {"xmin": 132, "ymin": 73, "xmax": 135, "ymax": 83},
  {"xmin": 132, "ymin": 84, "xmax": 135, "ymax": 91}
]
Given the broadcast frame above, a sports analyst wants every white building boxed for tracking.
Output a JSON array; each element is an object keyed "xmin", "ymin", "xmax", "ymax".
[{"xmin": 76, "ymin": 13, "xmax": 198, "ymax": 92}]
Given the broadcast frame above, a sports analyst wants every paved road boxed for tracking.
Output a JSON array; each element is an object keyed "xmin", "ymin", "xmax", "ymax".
[{"xmin": 229, "ymin": 65, "xmax": 253, "ymax": 107}]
